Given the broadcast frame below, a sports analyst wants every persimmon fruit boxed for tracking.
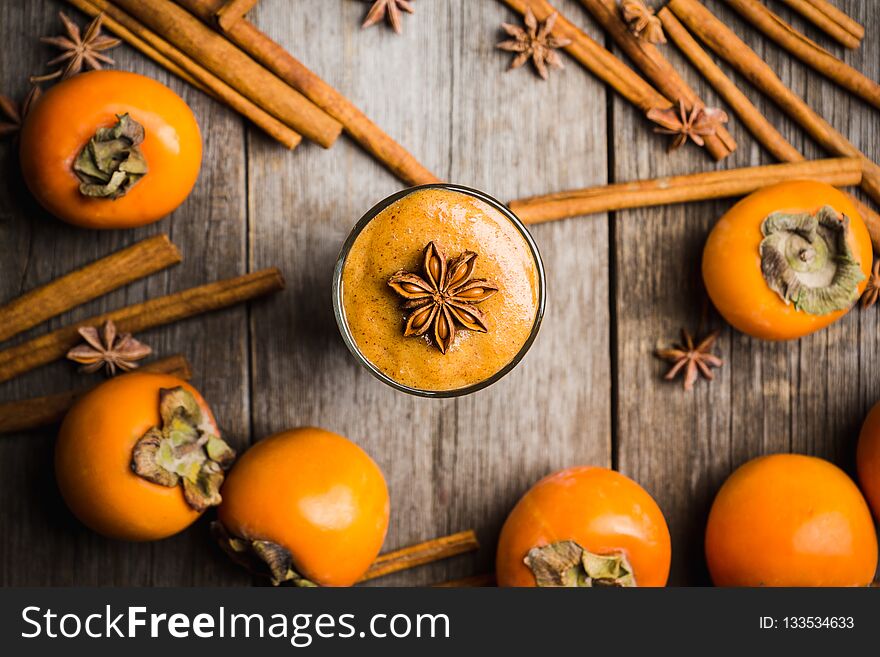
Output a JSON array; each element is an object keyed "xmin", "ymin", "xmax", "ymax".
[
  {"xmin": 857, "ymin": 400, "xmax": 880, "ymax": 523},
  {"xmin": 215, "ymin": 427, "xmax": 390, "ymax": 587},
  {"xmin": 56, "ymin": 373, "xmax": 232, "ymax": 541},
  {"xmin": 705, "ymin": 454, "xmax": 878, "ymax": 587},
  {"xmin": 20, "ymin": 70, "xmax": 202, "ymax": 229},
  {"xmin": 702, "ymin": 181, "xmax": 872, "ymax": 341},
  {"xmin": 496, "ymin": 466, "xmax": 671, "ymax": 587}
]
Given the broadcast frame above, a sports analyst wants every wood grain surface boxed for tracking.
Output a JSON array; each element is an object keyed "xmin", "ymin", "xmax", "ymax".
[{"xmin": 0, "ymin": 0, "xmax": 876, "ymax": 586}]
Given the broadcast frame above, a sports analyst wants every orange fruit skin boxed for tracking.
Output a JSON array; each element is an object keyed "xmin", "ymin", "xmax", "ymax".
[
  {"xmin": 20, "ymin": 70, "xmax": 202, "ymax": 229},
  {"xmin": 705, "ymin": 454, "xmax": 878, "ymax": 587},
  {"xmin": 56, "ymin": 373, "xmax": 216, "ymax": 541},
  {"xmin": 857, "ymin": 400, "xmax": 880, "ymax": 523},
  {"xmin": 495, "ymin": 466, "xmax": 672, "ymax": 587},
  {"xmin": 702, "ymin": 181, "xmax": 872, "ymax": 341},
  {"xmin": 218, "ymin": 427, "xmax": 390, "ymax": 587}
]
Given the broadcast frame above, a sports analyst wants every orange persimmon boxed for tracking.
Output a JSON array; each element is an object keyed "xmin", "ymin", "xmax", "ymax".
[
  {"xmin": 705, "ymin": 454, "xmax": 878, "ymax": 587},
  {"xmin": 56, "ymin": 373, "xmax": 228, "ymax": 541},
  {"xmin": 857, "ymin": 400, "xmax": 880, "ymax": 523},
  {"xmin": 216, "ymin": 427, "xmax": 390, "ymax": 587},
  {"xmin": 496, "ymin": 466, "xmax": 671, "ymax": 587},
  {"xmin": 702, "ymin": 181, "xmax": 872, "ymax": 341},
  {"xmin": 20, "ymin": 70, "xmax": 201, "ymax": 229}
]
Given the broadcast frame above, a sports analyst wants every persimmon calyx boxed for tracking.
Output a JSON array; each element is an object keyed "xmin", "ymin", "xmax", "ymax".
[
  {"xmin": 131, "ymin": 387, "xmax": 235, "ymax": 511},
  {"xmin": 211, "ymin": 522, "xmax": 317, "ymax": 587},
  {"xmin": 524, "ymin": 540, "xmax": 637, "ymax": 587},
  {"xmin": 73, "ymin": 113, "xmax": 148, "ymax": 199},
  {"xmin": 759, "ymin": 206, "xmax": 865, "ymax": 315}
]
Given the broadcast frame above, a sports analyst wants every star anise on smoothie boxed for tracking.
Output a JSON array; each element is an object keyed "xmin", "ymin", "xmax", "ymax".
[
  {"xmin": 656, "ymin": 329, "xmax": 723, "ymax": 391},
  {"xmin": 361, "ymin": 0, "xmax": 415, "ymax": 34},
  {"xmin": 388, "ymin": 242, "xmax": 499, "ymax": 354},
  {"xmin": 66, "ymin": 319, "xmax": 151, "ymax": 375},
  {"xmin": 0, "ymin": 85, "xmax": 40, "ymax": 139},
  {"xmin": 621, "ymin": 0, "xmax": 666, "ymax": 44},
  {"xmin": 647, "ymin": 100, "xmax": 728, "ymax": 151},
  {"xmin": 497, "ymin": 9, "xmax": 572, "ymax": 80},
  {"xmin": 862, "ymin": 260, "xmax": 880, "ymax": 309},
  {"xmin": 38, "ymin": 12, "xmax": 120, "ymax": 82}
]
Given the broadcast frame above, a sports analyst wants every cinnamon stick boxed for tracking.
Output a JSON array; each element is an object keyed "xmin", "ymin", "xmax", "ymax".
[
  {"xmin": 173, "ymin": 0, "xmax": 440, "ymax": 186},
  {"xmin": 109, "ymin": 0, "xmax": 342, "ymax": 148},
  {"xmin": 577, "ymin": 0, "xmax": 735, "ymax": 160},
  {"xmin": 667, "ymin": 0, "xmax": 880, "ymax": 212},
  {"xmin": 499, "ymin": 0, "xmax": 676, "ymax": 128},
  {"xmin": 66, "ymin": 0, "xmax": 302, "ymax": 149},
  {"xmin": 360, "ymin": 530, "xmax": 480, "ymax": 582},
  {"xmin": 432, "ymin": 573, "xmax": 496, "ymax": 588},
  {"xmin": 214, "ymin": 0, "xmax": 259, "ymax": 31},
  {"xmin": 658, "ymin": 7, "xmax": 880, "ymax": 249},
  {"xmin": 658, "ymin": 7, "xmax": 802, "ymax": 164},
  {"xmin": 0, "ymin": 354, "xmax": 191, "ymax": 434},
  {"xmin": 778, "ymin": 0, "xmax": 863, "ymax": 49},
  {"xmin": 509, "ymin": 157, "xmax": 862, "ymax": 224},
  {"xmin": 0, "ymin": 268, "xmax": 284, "ymax": 385},
  {"xmin": 0, "ymin": 235, "xmax": 181, "ymax": 344},
  {"xmin": 728, "ymin": 0, "xmax": 880, "ymax": 110}
]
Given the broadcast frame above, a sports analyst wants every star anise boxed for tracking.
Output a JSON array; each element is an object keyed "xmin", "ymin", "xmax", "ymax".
[
  {"xmin": 862, "ymin": 260, "xmax": 880, "ymax": 309},
  {"xmin": 361, "ymin": 0, "xmax": 415, "ymax": 34},
  {"xmin": 497, "ymin": 9, "xmax": 572, "ymax": 80},
  {"xmin": 66, "ymin": 320, "xmax": 151, "ymax": 375},
  {"xmin": 38, "ymin": 12, "xmax": 120, "ymax": 82},
  {"xmin": 0, "ymin": 86, "xmax": 40, "ymax": 139},
  {"xmin": 388, "ymin": 242, "xmax": 499, "ymax": 354},
  {"xmin": 621, "ymin": 0, "xmax": 666, "ymax": 44},
  {"xmin": 647, "ymin": 100, "xmax": 728, "ymax": 151},
  {"xmin": 656, "ymin": 329, "xmax": 723, "ymax": 391}
]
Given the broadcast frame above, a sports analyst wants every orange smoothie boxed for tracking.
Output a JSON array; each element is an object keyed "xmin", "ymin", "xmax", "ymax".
[{"xmin": 339, "ymin": 187, "xmax": 542, "ymax": 393}]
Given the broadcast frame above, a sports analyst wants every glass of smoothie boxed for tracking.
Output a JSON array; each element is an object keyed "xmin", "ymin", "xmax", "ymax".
[{"xmin": 333, "ymin": 184, "xmax": 545, "ymax": 397}]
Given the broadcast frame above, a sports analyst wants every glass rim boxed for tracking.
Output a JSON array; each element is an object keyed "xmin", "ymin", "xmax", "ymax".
[{"xmin": 332, "ymin": 183, "xmax": 546, "ymax": 398}]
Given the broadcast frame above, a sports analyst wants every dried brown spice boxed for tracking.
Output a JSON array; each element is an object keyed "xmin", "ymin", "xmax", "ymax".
[
  {"xmin": 656, "ymin": 328, "xmax": 723, "ymax": 391},
  {"xmin": 388, "ymin": 241, "xmax": 499, "ymax": 354},
  {"xmin": 0, "ymin": 86, "xmax": 40, "ymax": 139},
  {"xmin": 862, "ymin": 260, "xmax": 880, "ymax": 309},
  {"xmin": 38, "ymin": 12, "xmax": 120, "ymax": 82},
  {"xmin": 621, "ymin": 0, "xmax": 666, "ymax": 44},
  {"xmin": 647, "ymin": 100, "xmax": 728, "ymax": 151},
  {"xmin": 361, "ymin": 0, "xmax": 415, "ymax": 34},
  {"xmin": 497, "ymin": 8, "xmax": 572, "ymax": 80},
  {"xmin": 66, "ymin": 319, "xmax": 151, "ymax": 375}
]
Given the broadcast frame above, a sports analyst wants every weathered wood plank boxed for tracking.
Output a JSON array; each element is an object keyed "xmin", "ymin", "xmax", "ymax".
[
  {"xmin": 245, "ymin": 0, "xmax": 610, "ymax": 585},
  {"xmin": 0, "ymin": 0, "xmax": 250, "ymax": 585},
  {"xmin": 612, "ymin": 0, "xmax": 879, "ymax": 584}
]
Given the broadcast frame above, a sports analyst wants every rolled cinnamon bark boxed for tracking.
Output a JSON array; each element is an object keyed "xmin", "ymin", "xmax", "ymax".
[
  {"xmin": 667, "ymin": 0, "xmax": 880, "ymax": 213},
  {"xmin": 499, "ymin": 0, "xmax": 674, "ymax": 120},
  {"xmin": 778, "ymin": 0, "xmax": 863, "ymax": 49},
  {"xmin": 577, "ymin": 0, "xmax": 735, "ymax": 160},
  {"xmin": 214, "ymin": 0, "xmax": 259, "ymax": 31},
  {"xmin": 509, "ymin": 157, "xmax": 862, "ymax": 224},
  {"xmin": 0, "ymin": 354, "xmax": 192, "ymax": 434},
  {"xmin": 658, "ymin": 7, "xmax": 880, "ymax": 249},
  {"xmin": 359, "ymin": 530, "xmax": 480, "ymax": 582},
  {"xmin": 728, "ymin": 0, "xmax": 880, "ymax": 110},
  {"xmin": 0, "ymin": 268, "xmax": 284, "ymax": 384},
  {"xmin": 67, "ymin": 0, "xmax": 302, "ymax": 149},
  {"xmin": 0, "ymin": 235, "xmax": 181, "ymax": 344},
  {"xmin": 109, "ymin": 0, "xmax": 342, "ymax": 148},
  {"xmin": 173, "ymin": 0, "xmax": 439, "ymax": 186}
]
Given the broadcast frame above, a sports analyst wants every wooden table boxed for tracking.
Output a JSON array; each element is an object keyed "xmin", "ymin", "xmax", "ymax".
[{"xmin": 1, "ymin": 0, "xmax": 877, "ymax": 586}]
